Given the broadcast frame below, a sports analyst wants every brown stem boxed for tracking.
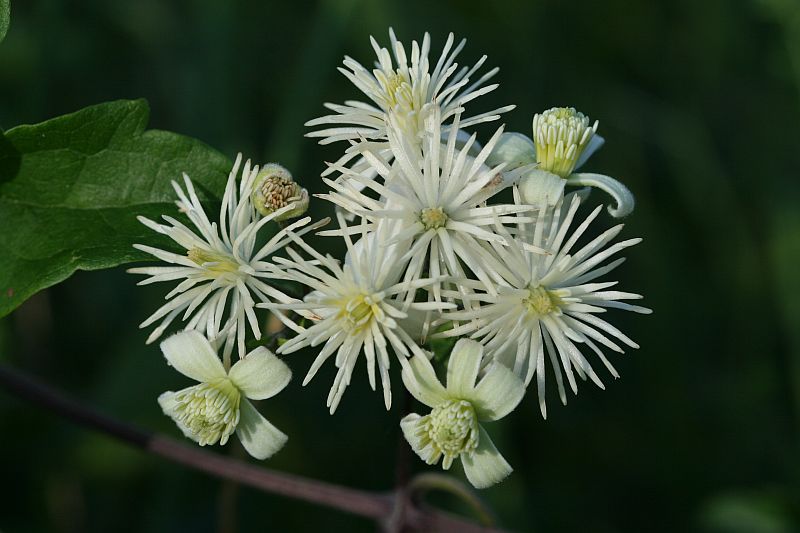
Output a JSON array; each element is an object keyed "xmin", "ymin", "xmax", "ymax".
[
  {"xmin": 0, "ymin": 363, "xmax": 507, "ymax": 533},
  {"xmin": 384, "ymin": 388, "xmax": 413, "ymax": 532},
  {"xmin": 217, "ymin": 442, "xmax": 245, "ymax": 533}
]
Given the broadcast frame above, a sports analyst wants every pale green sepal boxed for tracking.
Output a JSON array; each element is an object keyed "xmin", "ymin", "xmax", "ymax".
[
  {"xmin": 396, "ymin": 307, "xmax": 429, "ymax": 343},
  {"xmin": 574, "ymin": 133, "xmax": 604, "ymax": 170},
  {"xmin": 518, "ymin": 168, "xmax": 566, "ymax": 207},
  {"xmin": 400, "ymin": 355, "xmax": 447, "ymax": 408},
  {"xmin": 446, "ymin": 339, "xmax": 484, "ymax": 397},
  {"xmin": 447, "ymin": 128, "xmax": 484, "ymax": 158},
  {"xmin": 229, "ymin": 347, "xmax": 291, "ymax": 400},
  {"xmin": 158, "ymin": 390, "xmax": 198, "ymax": 442},
  {"xmin": 485, "ymin": 132, "xmax": 536, "ymax": 170},
  {"xmin": 462, "ymin": 426, "xmax": 512, "ymax": 489},
  {"xmin": 470, "ymin": 363, "xmax": 526, "ymax": 422},
  {"xmin": 400, "ymin": 413, "xmax": 437, "ymax": 464},
  {"xmin": 566, "ymin": 172, "xmax": 635, "ymax": 218},
  {"xmin": 157, "ymin": 391, "xmax": 179, "ymax": 419},
  {"xmin": 236, "ymin": 399, "xmax": 287, "ymax": 460},
  {"xmin": 160, "ymin": 330, "xmax": 226, "ymax": 382}
]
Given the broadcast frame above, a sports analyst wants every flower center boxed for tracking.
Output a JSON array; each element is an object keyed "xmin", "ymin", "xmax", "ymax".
[
  {"xmin": 172, "ymin": 378, "xmax": 241, "ymax": 446},
  {"xmin": 420, "ymin": 207, "xmax": 448, "ymax": 230},
  {"xmin": 523, "ymin": 285, "xmax": 563, "ymax": 317},
  {"xmin": 187, "ymin": 248, "xmax": 240, "ymax": 276},
  {"xmin": 425, "ymin": 399, "xmax": 479, "ymax": 469},
  {"xmin": 340, "ymin": 294, "xmax": 379, "ymax": 333},
  {"xmin": 532, "ymin": 107, "xmax": 597, "ymax": 178},
  {"xmin": 383, "ymin": 70, "xmax": 414, "ymax": 110}
]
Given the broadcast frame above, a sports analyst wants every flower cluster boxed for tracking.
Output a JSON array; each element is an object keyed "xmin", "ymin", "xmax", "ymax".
[{"xmin": 132, "ymin": 29, "xmax": 650, "ymax": 488}]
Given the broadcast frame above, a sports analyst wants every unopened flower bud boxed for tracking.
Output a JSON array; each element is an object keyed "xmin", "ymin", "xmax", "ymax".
[{"xmin": 251, "ymin": 163, "xmax": 309, "ymax": 221}]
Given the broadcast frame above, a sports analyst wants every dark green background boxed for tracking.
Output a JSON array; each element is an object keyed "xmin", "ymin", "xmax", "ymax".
[{"xmin": 2, "ymin": 1, "xmax": 799, "ymax": 531}]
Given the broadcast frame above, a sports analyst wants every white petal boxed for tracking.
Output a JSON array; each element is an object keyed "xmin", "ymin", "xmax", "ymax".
[
  {"xmin": 566, "ymin": 172, "xmax": 634, "ymax": 218},
  {"xmin": 400, "ymin": 413, "xmax": 438, "ymax": 464},
  {"xmin": 462, "ymin": 426, "xmax": 512, "ymax": 489},
  {"xmin": 228, "ymin": 347, "xmax": 292, "ymax": 400},
  {"xmin": 574, "ymin": 133, "xmax": 604, "ymax": 170},
  {"xmin": 236, "ymin": 399, "xmax": 288, "ymax": 460},
  {"xmin": 446, "ymin": 338, "xmax": 484, "ymax": 397},
  {"xmin": 160, "ymin": 331, "xmax": 225, "ymax": 382},
  {"xmin": 518, "ymin": 169, "xmax": 566, "ymax": 207},
  {"xmin": 400, "ymin": 356, "xmax": 446, "ymax": 408},
  {"xmin": 158, "ymin": 390, "xmax": 197, "ymax": 442},
  {"xmin": 485, "ymin": 131, "xmax": 536, "ymax": 170},
  {"xmin": 470, "ymin": 363, "xmax": 526, "ymax": 422}
]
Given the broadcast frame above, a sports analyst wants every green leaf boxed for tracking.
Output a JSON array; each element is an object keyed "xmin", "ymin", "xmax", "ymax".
[
  {"xmin": 0, "ymin": 0, "xmax": 8, "ymax": 44},
  {"xmin": 0, "ymin": 99, "xmax": 231, "ymax": 317}
]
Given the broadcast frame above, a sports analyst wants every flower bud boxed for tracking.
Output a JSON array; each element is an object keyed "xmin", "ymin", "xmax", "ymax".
[{"xmin": 251, "ymin": 163, "xmax": 309, "ymax": 221}]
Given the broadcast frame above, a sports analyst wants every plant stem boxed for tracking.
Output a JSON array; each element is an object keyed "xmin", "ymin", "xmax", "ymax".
[
  {"xmin": 409, "ymin": 473, "xmax": 496, "ymax": 527},
  {"xmin": 0, "ymin": 363, "xmax": 507, "ymax": 533},
  {"xmin": 384, "ymin": 388, "xmax": 413, "ymax": 532}
]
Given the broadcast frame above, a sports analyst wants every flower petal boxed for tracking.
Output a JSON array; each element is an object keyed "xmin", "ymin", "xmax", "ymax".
[
  {"xmin": 229, "ymin": 347, "xmax": 292, "ymax": 400},
  {"xmin": 158, "ymin": 389, "xmax": 197, "ymax": 442},
  {"xmin": 462, "ymin": 426, "xmax": 512, "ymax": 489},
  {"xmin": 566, "ymin": 172, "xmax": 634, "ymax": 218},
  {"xmin": 235, "ymin": 399, "xmax": 287, "ymax": 460},
  {"xmin": 518, "ymin": 168, "xmax": 566, "ymax": 207},
  {"xmin": 446, "ymin": 338, "xmax": 484, "ymax": 397},
  {"xmin": 160, "ymin": 330, "xmax": 226, "ymax": 382},
  {"xmin": 400, "ymin": 413, "xmax": 439, "ymax": 465},
  {"xmin": 485, "ymin": 131, "xmax": 536, "ymax": 170},
  {"xmin": 574, "ymin": 133, "xmax": 604, "ymax": 170},
  {"xmin": 469, "ymin": 362, "xmax": 525, "ymax": 422},
  {"xmin": 400, "ymin": 356, "xmax": 446, "ymax": 408}
]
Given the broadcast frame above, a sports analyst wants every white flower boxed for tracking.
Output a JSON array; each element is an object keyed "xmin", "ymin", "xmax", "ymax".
[
  {"xmin": 305, "ymin": 29, "xmax": 513, "ymax": 173},
  {"xmin": 157, "ymin": 330, "xmax": 290, "ymax": 460},
  {"xmin": 400, "ymin": 339, "xmax": 524, "ymax": 489},
  {"xmin": 129, "ymin": 154, "xmax": 321, "ymax": 361},
  {"xmin": 487, "ymin": 107, "xmax": 634, "ymax": 217},
  {"xmin": 320, "ymin": 107, "xmax": 532, "ymax": 300},
  {"xmin": 259, "ymin": 216, "xmax": 452, "ymax": 414},
  {"xmin": 442, "ymin": 193, "xmax": 652, "ymax": 418}
]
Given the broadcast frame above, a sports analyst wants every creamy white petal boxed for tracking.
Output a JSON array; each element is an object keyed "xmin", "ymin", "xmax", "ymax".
[
  {"xmin": 400, "ymin": 355, "xmax": 447, "ymax": 408},
  {"xmin": 228, "ymin": 347, "xmax": 292, "ymax": 400},
  {"xmin": 462, "ymin": 426, "xmax": 512, "ymax": 489},
  {"xmin": 470, "ymin": 363, "xmax": 526, "ymax": 422},
  {"xmin": 236, "ymin": 399, "xmax": 288, "ymax": 460},
  {"xmin": 160, "ymin": 331, "xmax": 226, "ymax": 382},
  {"xmin": 445, "ymin": 338, "xmax": 484, "ymax": 397}
]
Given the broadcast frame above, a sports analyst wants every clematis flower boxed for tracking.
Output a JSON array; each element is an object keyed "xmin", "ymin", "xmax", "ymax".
[
  {"xmin": 400, "ymin": 339, "xmax": 525, "ymax": 489},
  {"xmin": 441, "ymin": 193, "xmax": 651, "ymax": 418},
  {"xmin": 129, "ymin": 154, "xmax": 321, "ymax": 361},
  {"xmin": 306, "ymin": 29, "xmax": 513, "ymax": 176},
  {"xmin": 322, "ymin": 107, "xmax": 532, "ymax": 301},
  {"xmin": 157, "ymin": 330, "xmax": 291, "ymax": 460},
  {"xmin": 487, "ymin": 107, "xmax": 634, "ymax": 217},
  {"xmin": 260, "ymin": 215, "xmax": 452, "ymax": 414}
]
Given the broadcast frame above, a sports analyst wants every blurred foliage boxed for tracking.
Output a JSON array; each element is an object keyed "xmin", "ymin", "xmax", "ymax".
[
  {"xmin": 1, "ymin": 0, "xmax": 799, "ymax": 532},
  {"xmin": 0, "ymin": 0, "xmax": 9, "ymax": 44}
]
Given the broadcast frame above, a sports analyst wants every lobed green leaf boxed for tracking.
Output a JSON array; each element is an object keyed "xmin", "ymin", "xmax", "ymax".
[{"xmin": 0, "ymin": 99, "xmax": 231, "ymax": 317}]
